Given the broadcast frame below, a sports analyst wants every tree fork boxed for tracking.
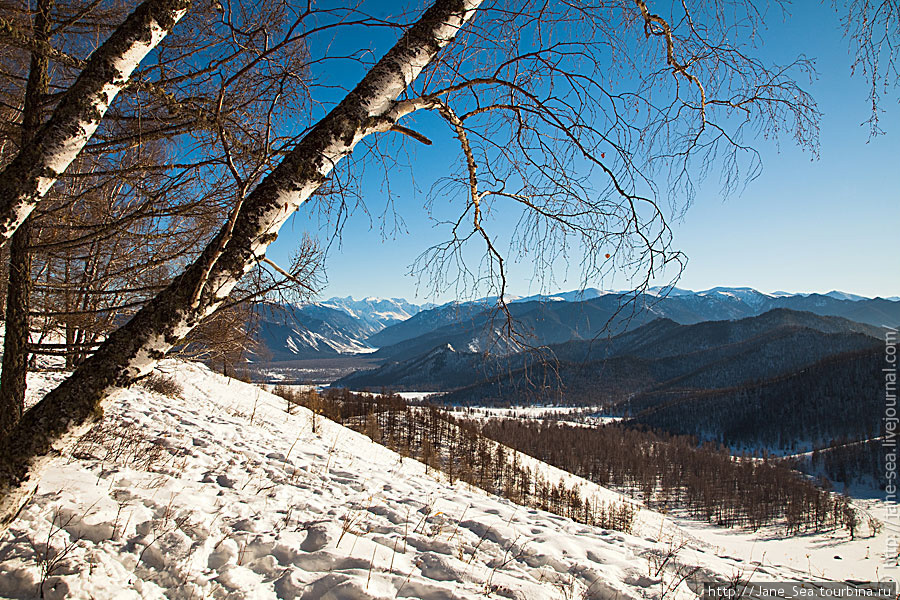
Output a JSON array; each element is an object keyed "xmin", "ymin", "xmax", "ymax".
[{"xmin": 0, "ymin": 0, "xmax": 482, "ymax": 531}]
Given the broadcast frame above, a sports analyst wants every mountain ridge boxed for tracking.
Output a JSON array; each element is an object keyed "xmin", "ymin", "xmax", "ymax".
[
  {"xmin": 249, "ymin": 288, "xmax": 898, "ymax": 365},
  {"xmin": 335, "ymin": 308, "xmax": 883, "ymax": 400}
]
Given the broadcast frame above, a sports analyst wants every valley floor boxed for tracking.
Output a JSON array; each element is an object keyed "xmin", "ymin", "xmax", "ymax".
[{"xmin": 0, "ymin": 362, "xmax": 894, "ymax": 599}]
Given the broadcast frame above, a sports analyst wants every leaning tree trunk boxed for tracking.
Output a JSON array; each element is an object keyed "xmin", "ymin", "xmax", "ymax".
[
  {"xmin": 0, "ymin": 0, "xmax": 482, "ymax": 530},
  {"xmin": 0, "ymin": 221, "xmax": 34, "ymax": 437},
  {"xmin": 0, "ymin": 0, "xmax": 51, "ymax": 438},
  {"xmin": 0, "ymin": 0, "xmax": 190, "ymax": 246}
]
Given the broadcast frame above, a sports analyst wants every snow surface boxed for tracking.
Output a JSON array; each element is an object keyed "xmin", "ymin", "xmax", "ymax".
[
  {"xmin": 0, "ymin": 362, "xmax": 895, "ymax": 599},
  {"xmin": 283, "ymin": 327, "xmax": 377, "ymax": 356}
]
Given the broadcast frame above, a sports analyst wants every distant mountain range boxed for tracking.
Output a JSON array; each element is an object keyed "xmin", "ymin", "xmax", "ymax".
[
  {"xmin": 336, "ymin": 308, "xmax": 884, "ymax": 399},
  {"xmin": 319, "ymin": 296, "xmax": 434, "ymax": 330},
  {"xmin": 249, "ymin": 287, "xmax": 899, "ymax": 365},
  {"xmin": 246, "ymin": 288, "xmax": 890, "ymax": 478},
  {"xmin": 249, "ymin": 289, "xmax": 890, "ymax": 461},
  {"xmin": 514, "ymin": 286, "xmax": 900, "ymax": 304},
  {"xmin": 252, "ymin": 297, "xmax": 432, "ymax": 361}
]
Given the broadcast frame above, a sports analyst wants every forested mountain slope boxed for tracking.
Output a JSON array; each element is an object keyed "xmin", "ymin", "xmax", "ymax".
[{"xmin": 341, "ymin": 310, "xmax": 883, "ymax": 404}]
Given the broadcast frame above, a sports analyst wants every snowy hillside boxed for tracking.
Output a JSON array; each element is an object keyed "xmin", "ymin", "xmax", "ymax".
[{"xmin": 0, "ymin": 362, "xmax": 891, "ymax": 599}]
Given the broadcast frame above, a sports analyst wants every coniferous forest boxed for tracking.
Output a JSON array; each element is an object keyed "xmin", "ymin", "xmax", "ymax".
[
  {"xmin": 476, "ymin": 419, "xmax": 859, "ymax": 535},
  {"xmin": 275, "ymin": 387, "xmax": 859, "ymax": 536}
]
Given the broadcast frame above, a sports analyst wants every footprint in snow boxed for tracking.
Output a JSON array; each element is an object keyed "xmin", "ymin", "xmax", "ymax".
[
  {"xmin": 418, "ymin": 552, "xmax": 466, "ymax": 583},
  {"xmin": 300, "ymin": 522, "xmax": 333, "ymax": 552},
  {"xmin": 216, "ymin": 474, "xmax": 237, "ymax": 488},
  {"xmin": 231, "ymin": 518, "xmax": 258, "ymax": 533}
]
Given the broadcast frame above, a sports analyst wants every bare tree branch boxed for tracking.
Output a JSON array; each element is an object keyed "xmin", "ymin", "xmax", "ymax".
[{"xmin": 0, "ymin": 0, "xmax": 191, "ymax": 245}]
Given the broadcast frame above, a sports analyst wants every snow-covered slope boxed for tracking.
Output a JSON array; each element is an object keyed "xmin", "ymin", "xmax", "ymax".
[
  {"xmin": 253, "ymin": 303, "xmax": 379, "ymax": 360},
  {"xmin": 513, "ymin": 288, "xmax": 609, "ymax": 303},
  {"xmin": 0, "ymin": 363, "xmax": 890, "ymax": 599}
]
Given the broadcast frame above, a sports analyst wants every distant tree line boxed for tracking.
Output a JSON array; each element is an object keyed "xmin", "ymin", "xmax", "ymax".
[
  {"xmin": 790, "ymin": 437, "xmax": 884, "ymax": 487},
  {"xmin": 624, "ymin": 348, "xmax": 880, "ymax": 448},
  {"xmin": 273, "ymin": 386, "xmax": 636, "ymax": 533},
  {"xmin": 621, "ymin": 348, "xmax": 884, "ymax": 485},
  {"xmin": 475, "ymin": 419, "xmax": 858, "ymax": 535},
  {"xmin": 273, "ymin": 386, "xmax": 859, "ymax": 536}
]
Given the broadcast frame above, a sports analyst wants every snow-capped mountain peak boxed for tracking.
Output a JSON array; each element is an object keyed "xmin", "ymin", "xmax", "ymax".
[
  {"xmin": 694, "ymin": 287, "xmax": 774, "ymax": 309},
  {"xmin": 317, "ymin": 296, "xmax": 433, "ymax": 330},
  {"xmin": 513, "ymin": 288, "xmax": 610, "ymax": 303},
  {"xmin": 824, "ymin": 290, "xmax": 867, "ymax": 302}
]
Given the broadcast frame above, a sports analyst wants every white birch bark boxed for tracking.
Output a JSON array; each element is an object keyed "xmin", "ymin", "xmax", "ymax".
[
  {"xmin": 0, "ymin": 0, "xmax": 482, "ymax": 531},
  {"xmin": 0, "ymin": 0, "xmax": 190, "ymax": 244}
]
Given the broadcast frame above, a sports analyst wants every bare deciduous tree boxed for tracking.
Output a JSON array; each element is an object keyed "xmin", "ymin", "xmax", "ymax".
[
  {"xmin": 838, "ymin": 0, "xmax": 899, "ymax": 136},
  {"xmin": 0, "ymin": 0, "xmax": 50, "ymax": 437},
  {"xmin": 0, "ymin": 0, "xmax": 482, "ymax": 527},
  {"xmin": 0, "ymin": 0, "xmax": 189, "ymax": 242},
  {"xmin": 0, "ymin": 0, "xmax": 326, "ymax": 429}
]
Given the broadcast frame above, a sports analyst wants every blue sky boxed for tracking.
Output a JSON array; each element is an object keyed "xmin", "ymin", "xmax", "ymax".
[{"xmin": 267, "ymin": 2, "xmax": 899, "ymax": 303}]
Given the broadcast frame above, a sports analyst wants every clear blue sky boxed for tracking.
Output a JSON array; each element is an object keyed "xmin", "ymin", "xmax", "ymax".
[{"xmin": 268, "ymin": 2, "xmax": 899, "ymax": 303}]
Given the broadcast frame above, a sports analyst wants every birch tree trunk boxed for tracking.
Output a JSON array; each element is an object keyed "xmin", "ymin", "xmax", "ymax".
[
  {"xmin": 0, "ymin": 0, "xmax": 52, "ymax": 438},
  {"xmin": 0, "ymin": 0, "xmax": 190, "ymax": 245},
  {"xmin": 0, "ymin": 0, "xmax": 482, "ymax": 530}
]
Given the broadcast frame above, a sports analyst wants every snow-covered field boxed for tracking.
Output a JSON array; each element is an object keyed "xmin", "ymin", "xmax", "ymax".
[
  {"xmin": 453, "ymin": 406, "xmax": 605, "ymax": 418},
  {"xmin": 0, "ymin": 361, "xmax": 895, "ymax": 599},
  {"xmin": 450, "ymin": 405, "xmax": 623, "ymax": 427}
]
